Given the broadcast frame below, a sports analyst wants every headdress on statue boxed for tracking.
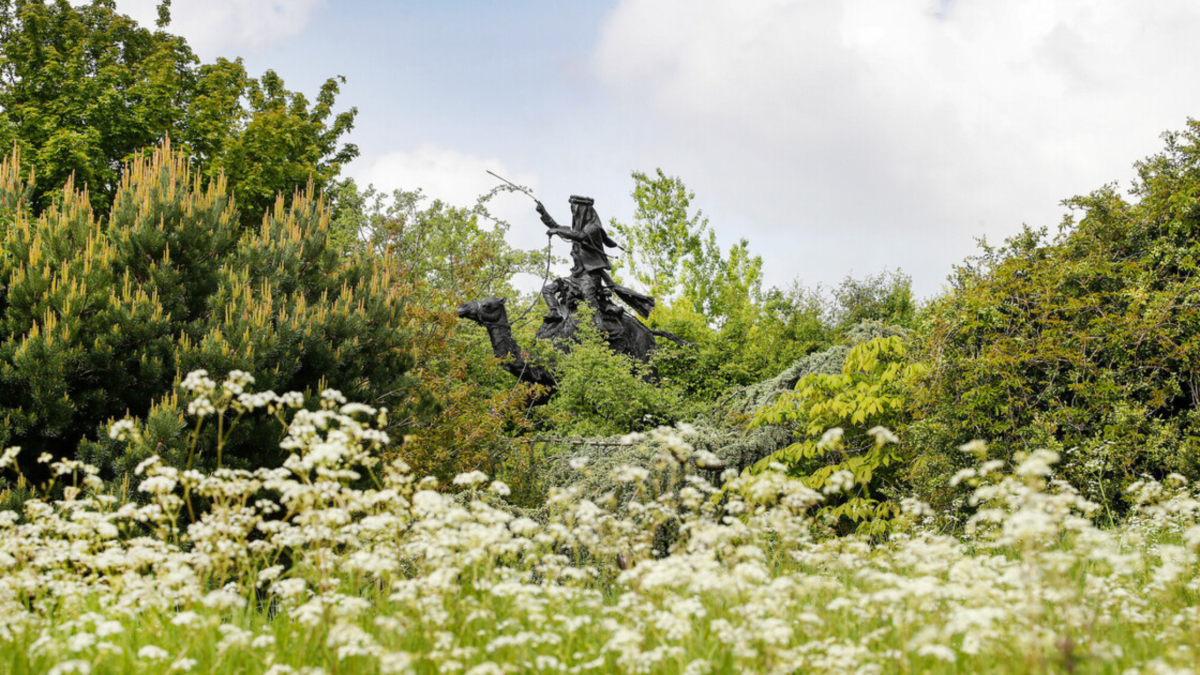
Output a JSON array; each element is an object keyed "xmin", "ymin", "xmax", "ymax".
[{"xmin": 569, "ymin": 195, "xmax": 599, "ymax": 231}]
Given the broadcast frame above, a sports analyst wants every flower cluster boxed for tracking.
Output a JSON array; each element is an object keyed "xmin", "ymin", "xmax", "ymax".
[{"xmin": 0, "ymin": 371, "xmax": 1198, "ymax": 674}]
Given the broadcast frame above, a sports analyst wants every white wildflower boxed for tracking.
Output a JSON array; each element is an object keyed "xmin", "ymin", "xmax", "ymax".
[
  {"xmin": 867, "ymin": 426, "xmax": 899, "ymax": 445},
  {"xmin": 949, "ymin": 468, "xmax": 977, "ymax": 487},
  {"xmin": 1015, "ymin": 448, "xmax": 1059, "ymax": 477},
  {"xmin": 108, "ymin": 419, "xmax": 136, "ymax": 440},
  {"xmin": 453, "ymin": 470, "xmax": 488, "ymax": 487},
  {"xmin": 67, "ymin": 632, "xmax": 96, "ymax": 652},
  {"xmin": 48, "ymin": 661, "xmax": 91, "ymax": 675},
  {"xmin": 818, "ymin": 427, "xmax": 845, "ymax": 449},
  {"xmin": 181, "ymin": 370, "xmax": 216, "ymax": 394},
  {"xmin": 187, "ymin": 396, "xmax": 216, "ymax": 417},
  {"xmin": 824, "ymin": 470, "xmax": 855, "ymax": 495},
  {"xmin": 959, "ymin": 439, "xmax": 988, "ymax": 455},
  {"xmin": 614, "ymin": 465, "xmax": 649, "ymax": 483},
  {"xmin": 320, "ymin": 388, "xmax": 348, "ymax": 405},
  {"xmin": 171, "ymin": 612, "xmax": 202, "ymax": 628},
  {"xmin": 138, "ymin": 645, "xmax": 170, "ymax": 661}
]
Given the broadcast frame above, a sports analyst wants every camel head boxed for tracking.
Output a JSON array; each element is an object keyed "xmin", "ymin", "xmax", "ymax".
[{"xmin": 457, "ymin": 297, "xmax": 510, "ymax": 326}]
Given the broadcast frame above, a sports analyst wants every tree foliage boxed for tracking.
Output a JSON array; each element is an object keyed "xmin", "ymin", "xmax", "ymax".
[
  {"xmin": 609, "ymin": 169, "xmax": 717, "ymax": 304},
  {"xmin": 909, "ymin": 120, "xmax": 1200, "ymax": 514},
  {"xmin": 830, "ymin": 269, "xmax": 917, "ymax": 332},
  {"xmin": 348, "ymin": 184, "xmax": 549, "ymax": 482},
  {"xmin": 751, "ymin": 333, "xmax": 926, "ymax": 533},
  {"xmin": 534, "ymin": 304, "xmax": 684, "ymax": 438},
  {"xmin": 0, "ymin": 142, "xmax": 418, "ymax": 480},
  {"xmin": 0, "ymin": 0, "xmax": 356, "ymax": 223},
  {"xmin": 610, "ymin": 168, "xmax": 764, "ymax": 324},
  {"xmin": 605, "ymin": 169, "xmax": 839, "ymax": 402}
]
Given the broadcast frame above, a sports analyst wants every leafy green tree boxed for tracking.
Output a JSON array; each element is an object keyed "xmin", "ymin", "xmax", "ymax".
[
  {"xmin": 609, "ymin": 168, "xmax": 719, "ymax": 304},
  {"xmin": 346, "ymin": 183, "xmax": 549, "ymax": 481},
  {"xmin": 909, "ymin": 120, "xmax": 1200, "ymax": 514},
  {"xmin": 0, "ymin": 142, "xmax": 418, "ymax": 481},
  {"xmin": 610, "ymin": 168, "xmax": 768, "ymax": 323},
  {"xmin": 830, "ymin": 269, "xmax": 917, "ymax": 332},
  {"xmin": 610, "ymin": 169, "xmax": 836, "ymax": 401},
  {"xmin": 0, "ymin": 0, "xmax": 356, "ymax": 224}
]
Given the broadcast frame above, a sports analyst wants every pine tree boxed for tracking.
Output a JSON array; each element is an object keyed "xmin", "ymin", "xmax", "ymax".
[{"xmin": 0, "ymin": 142, "xmax": 417, "ymax": 480}]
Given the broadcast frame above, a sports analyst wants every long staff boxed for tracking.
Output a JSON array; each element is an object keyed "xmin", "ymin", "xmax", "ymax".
[{"xmin": 486, "ymin": 170, "xmax": 553, "ymax": 326}]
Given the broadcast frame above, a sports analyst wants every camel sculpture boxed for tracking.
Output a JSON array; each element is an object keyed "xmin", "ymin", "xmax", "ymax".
[{"xmin": 456, "ymin": 296, "xmax": 684, "ymax": 393}]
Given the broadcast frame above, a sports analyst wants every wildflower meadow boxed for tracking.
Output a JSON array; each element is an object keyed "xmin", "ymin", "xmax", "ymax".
[{"xmin": 0, "ymin": 371, "xmax": 1196, "ymax": 675}]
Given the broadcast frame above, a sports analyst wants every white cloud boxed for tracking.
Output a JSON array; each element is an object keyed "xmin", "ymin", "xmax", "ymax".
[
  {"xmin": 593, "ymin": 0, "xmax": 1200, "ymax": 295},
  {"xmin": 114, "ymin": 0, "xmax": 324, "ymax": 56}
]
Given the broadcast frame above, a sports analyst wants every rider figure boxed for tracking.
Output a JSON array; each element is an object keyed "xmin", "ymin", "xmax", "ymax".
[{"xmin": 537, "ymin": 196, "xmax": 654, "ymax": 322}]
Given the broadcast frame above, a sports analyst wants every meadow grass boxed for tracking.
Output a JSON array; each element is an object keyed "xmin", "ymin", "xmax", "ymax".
[{"xmin": 0, "ymin": 372, "xmax": 1198, "ymax": 674}]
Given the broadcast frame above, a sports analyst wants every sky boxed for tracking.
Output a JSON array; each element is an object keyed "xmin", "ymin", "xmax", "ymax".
[{"xmin": 113, "ymin": 0, "xmax": 1200, "ymax": 300}]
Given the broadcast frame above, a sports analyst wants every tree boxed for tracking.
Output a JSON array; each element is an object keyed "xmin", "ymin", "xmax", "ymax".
[
  {"xmin": 610, "ymin": 169, "xmax": 839, "ymax": 401},
  {"xmin": 0, "ymin": 142, "xmax": 419, "ymax": 482},
  {"xmin": 609, "ymin": 168, "xmax": 718, "ymax": 303},
  {"xmin": 830, "ymin": 269, "xmax": 917, "ymax": 332},
  {"xmin": 347, "ymin": 183, "xmax": 549, "ymax": 481},
  {"xmin": 909, "ymin": 120, "xmax": 1200, "ymax": 515},
  {"xmin": 0, "ymin": 0, "xmax": 356, "ymax": 224}
]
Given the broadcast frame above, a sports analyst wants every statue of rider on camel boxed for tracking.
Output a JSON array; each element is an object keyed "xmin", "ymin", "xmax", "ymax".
[{"xmin": 456, "ymin": 191, "xmax": 689, "ymax": 394}]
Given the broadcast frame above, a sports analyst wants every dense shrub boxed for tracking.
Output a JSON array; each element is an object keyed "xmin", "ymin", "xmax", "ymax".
[
  {"xmin": 0, "ymin": 142, "xmax": 418, "ymax": 480},
  {"xmin": 749, "ymin": 324, "xmax": 922, "ymax": 533},
  {"xmin": 350, "ymin": 185, "xmax": 547, "ymax": 482},
  {"xmin": 533, "ymin": 304, "xmax": 686, "ymax": 437},
  {"xmin": 909, "ymin": 121, "xmax": 1200, "ymax": 513}
]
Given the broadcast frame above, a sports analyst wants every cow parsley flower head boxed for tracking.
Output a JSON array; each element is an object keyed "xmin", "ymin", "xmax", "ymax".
[
  {"xmin": 818, "ymin": 427, "xmax": 844, "ymax": 450},
  {"xmin": 614, "ymin": 465, "xmax": 650, "ymax": 483},
  {"xmin": 1015, "ymin": 449, "xmax": 1059, "ymax": 478},
  {"xmin": 867, "ymin": 426, "xmax": 899, "ymax": 445},
  {"xmin": 108, "ymin": 419, "xmax": 136, "ymax": 441},
  {"xmin": 452, "ymin": 470, "xmax": 488, "ymax": 487},
  {"xmin": 137, "ymin": 645, "xmax": 169, "ymax": 661},
  {"xmin": 181, "ymin": 370, "xmax": 216, "ymax": 395},
  {"xmin": 187, "ymin": 395, "xmax": 216, "ymax": 417},
  {"xmin": 823, "ymin": 470, "xmax": 855, "ymax": 495},
  {"xmin": 0, "ymin": 445, "xmax": 18, "ymax": 471}
]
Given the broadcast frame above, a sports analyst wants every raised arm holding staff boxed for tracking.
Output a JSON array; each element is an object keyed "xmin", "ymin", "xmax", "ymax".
[{"xmin": 537, "ymin": 195, "xmax": 654, "ymax": 322}]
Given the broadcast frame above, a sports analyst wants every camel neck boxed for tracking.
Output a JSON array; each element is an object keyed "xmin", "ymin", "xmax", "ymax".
[{"xmin": 484, "ymin": 321, "xmax": 519, "ymax": 360}]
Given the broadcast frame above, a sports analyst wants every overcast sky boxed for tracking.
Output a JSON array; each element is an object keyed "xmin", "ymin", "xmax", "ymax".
[{"xmin": 115, "ymin": 0, "xmax": 1200, "ymax": 299}]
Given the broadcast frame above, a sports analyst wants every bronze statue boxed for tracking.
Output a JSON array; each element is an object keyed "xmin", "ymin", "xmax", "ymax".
[
  {"xmin": 458, "ymin": 195, "xmax": 689, "ymax": 394},
  {"xmin": 537, "ymin": 196, "xmax": 655, "ymax": 322}
]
